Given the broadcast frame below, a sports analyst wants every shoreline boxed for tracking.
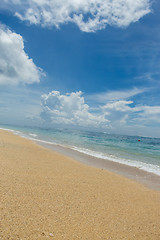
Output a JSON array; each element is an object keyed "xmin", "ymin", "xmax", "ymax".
[
  {"xmin": 1, "ymin": 129, "xmax": 160, "ymax": 239},
  {"xmin": 1, "ymin": 125, "xmax": 160, "ymax": 177},
  {"xmin": 1, "ymin": 127, "xmax": 160, "ymax": 191},
  {"xmin": 36, "ymin": 140, "xmax": 160, "ymax": 191}
]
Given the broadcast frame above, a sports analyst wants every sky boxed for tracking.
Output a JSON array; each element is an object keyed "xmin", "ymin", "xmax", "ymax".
[{"xmin": 0, "ymin": 0, "xmax": 160, "ymax": 137}]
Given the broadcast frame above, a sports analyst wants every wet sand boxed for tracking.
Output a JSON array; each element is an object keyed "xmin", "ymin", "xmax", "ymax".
[
  {"xmin": 1, "ymin": 130, "xmax": 160, "ymax": 239},
  {"xmin": 37, "ymin": 141, "xmax": 160, "ymax": 191}
]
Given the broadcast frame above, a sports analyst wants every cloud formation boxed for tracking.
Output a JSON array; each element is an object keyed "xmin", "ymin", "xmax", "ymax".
[
  {"xmin": 0, "ymin": 25, "xmax": 43, "ymax": 85},
  {"xmin": 41, "ymin": 89, "xmax": 160, "ymax": 132},
  {"xmin": 102, "ymin": 100, "xmax": 160, "ymax": 126},
  {"xmin": 41, "ymin": 91, "xmax": 109, "ymax": 128},
  {"xmin": 88, "ymin": 87, "xmax": 147, "ymax": 103},
  {"xmin": 1, "ymin": 0, "xmax": 151, "ymax": 32}
]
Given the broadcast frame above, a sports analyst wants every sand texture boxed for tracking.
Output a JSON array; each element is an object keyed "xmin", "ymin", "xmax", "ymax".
[{"xmin": 0, "ymin": 130, "xmax": 160, "ymax": 240}]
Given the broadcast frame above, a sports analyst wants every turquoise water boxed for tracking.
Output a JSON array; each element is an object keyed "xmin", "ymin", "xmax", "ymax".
[{"xmin": 1, "ymin": 124, "xmax": 160, "ymax": 175}]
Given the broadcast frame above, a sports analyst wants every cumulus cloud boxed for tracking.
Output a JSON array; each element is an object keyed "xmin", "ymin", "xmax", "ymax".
[
  {"xmin": 0, "ymin": 25, "xmax": 43, "ymax": 85},
  {"xmin": 41, "ymin": 90, "xmax": 109, "ymax": 128},
  {"xmin": 1, "ymin": 0, "xmax": 151, "ymax": 32},
  {"xmin": 40, "ymin": 89, "xmax": 160, "ymax": 131},
  {"xmin": 102, "ymin": 100, "xmax": 160, "ymax": 126}
]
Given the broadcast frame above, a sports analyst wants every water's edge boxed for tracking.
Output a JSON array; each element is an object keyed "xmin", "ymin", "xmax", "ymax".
[
  {"xmin": 36, "ymin": 140, "xmax": 160, "ymax": 191},
  {"xmin": 1, "ymin": 127, "xmax": 160, "ymax": 191}
]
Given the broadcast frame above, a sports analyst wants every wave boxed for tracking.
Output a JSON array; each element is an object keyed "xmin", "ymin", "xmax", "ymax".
[
  {"xmin": 29, "ymin": 133, "xmax": 38, "ymax": 138},
  {"xmin": 71, "ymin": 146, "xmax": 160, "ymax": 176}
]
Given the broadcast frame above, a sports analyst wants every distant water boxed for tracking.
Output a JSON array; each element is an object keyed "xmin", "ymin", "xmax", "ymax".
[{"xmin": 1, "ymin": 124, "xmax": 160, "ymax": 176}]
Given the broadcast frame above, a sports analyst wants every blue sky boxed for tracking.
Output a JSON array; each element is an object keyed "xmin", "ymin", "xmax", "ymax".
[{"xmin": 0, "ymin": 0, "xmax": 160, "ymax": 137}]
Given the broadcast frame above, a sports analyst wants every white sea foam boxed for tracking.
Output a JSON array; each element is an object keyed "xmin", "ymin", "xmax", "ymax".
[
  {"xmin": 29, "ymin": 133, "xmax": 38, "ymax": 138},
  {"xmin": 0, "ymin": 127, "xmax": 21, "ymax": 135},
  {"xmin": 15, "ymin": 132, "xmax": 57, "ymax": 146},
  {"xmin": 33, "ymin": 138, "xmax": 57, "ymax": 146},
  {"xmin": 71, "ymin": 146, "xmax": 160, "ymax": 176},
  {"xmin": 0, "ymin": 127, "xmax": 16, "ymax": 132}
]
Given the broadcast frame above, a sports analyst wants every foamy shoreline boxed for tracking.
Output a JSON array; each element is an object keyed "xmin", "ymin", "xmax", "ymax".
[
  {"xmin": 36, "ymin": 140, "xmax": 160, "ymax": 191},
  {"xmin": 1, "ymin": 126, "xmax": 160, "ymax": 190}
]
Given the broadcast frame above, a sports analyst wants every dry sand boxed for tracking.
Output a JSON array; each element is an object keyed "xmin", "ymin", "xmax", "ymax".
[{"xmin": 0, "ymin": 130, "xmax": 160, "ymax": 240}]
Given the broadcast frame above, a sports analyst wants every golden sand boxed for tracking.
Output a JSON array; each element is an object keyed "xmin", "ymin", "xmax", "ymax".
[{"xmin": 0, "ymin": 130, "xmax": 160, "ymax": 240}]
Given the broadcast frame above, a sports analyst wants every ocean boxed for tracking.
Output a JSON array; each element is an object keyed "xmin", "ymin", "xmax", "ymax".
[{"xmin": 0, "ymin": 124, "xmax": 160, "ymax": 176}]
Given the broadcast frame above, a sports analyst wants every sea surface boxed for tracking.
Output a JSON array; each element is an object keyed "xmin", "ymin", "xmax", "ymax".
[{"xmin": 1, "ymin": 124, "xmax": 160, "ymax": 176}]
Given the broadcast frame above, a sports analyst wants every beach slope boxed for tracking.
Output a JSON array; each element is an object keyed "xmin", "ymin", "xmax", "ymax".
[{"xmin": 0, "ymin": 130, "xmax": 160, "ymax": 239}]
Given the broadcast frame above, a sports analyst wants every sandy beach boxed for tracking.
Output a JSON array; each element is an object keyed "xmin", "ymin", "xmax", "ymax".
[{"xmin": 1, "ymin": 130, "xmax": 160, "ymax": 240}]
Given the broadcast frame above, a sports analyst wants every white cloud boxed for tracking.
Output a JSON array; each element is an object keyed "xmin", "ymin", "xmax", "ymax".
[
  {"xmin": 101, "ymin": 100, "xmax": 135, "ymax": 128},
  {"xmin": 88, "ymin": 87, "xmax": 147, "ymax": 103},
  {"xmin": 120, "ymin": 114, "xmax": 129, "ymax": 125},
  {"xmin": 135, "ymin": 106, "xmax": 160, "ymax": 123},
  {"xmin": 1, "ymin": 0, "xmax": 151, "ymax": 32},
  {"xmin": 40, "ymin": 89, "xmax": 160, "ymax": 131},
  {"xmin": 102, "ymin": 100, "xmax": 134, "ymax": 112},
  {"xmin": 0, "ymin": 25, "xmax": 43, "ymax": 85},
  {"xmin": 41, "ymin": 90, "xmax": 109, "ymax": 128},
  {"xmin": 102, "ymin": 99, "xmax": 160, "ymax": 126}
]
